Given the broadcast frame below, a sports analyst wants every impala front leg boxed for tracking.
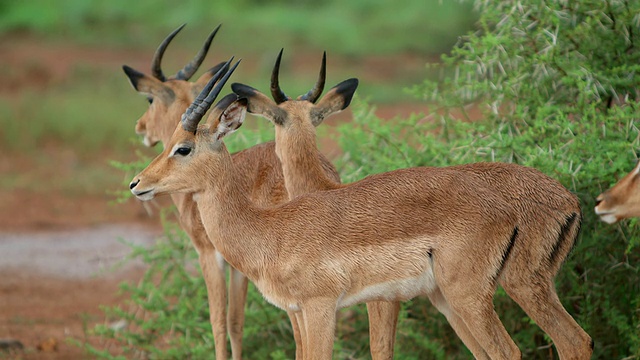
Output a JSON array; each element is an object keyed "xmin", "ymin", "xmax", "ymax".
[
  {"xmin": 367, "ymin": 301, "xmax": 400, "ymax": 360},
  {"xmin": 198, "ymin": 248, "xmax": 229, "ymax": 360},
  {"xmin": 288, "ymin": 311, "xmax": 305, "ymax": 359},
  {"xmin": 301, "ymin": 298, "xmax": 337, "ymax": 360},
  {"xmin": 228, "ymin": 266, "xmax": 249, "ymax": 360}
]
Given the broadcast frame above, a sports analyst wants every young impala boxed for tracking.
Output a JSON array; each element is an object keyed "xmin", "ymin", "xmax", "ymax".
[
  {"xmin": 231, "ymin": 50, "xmax": 593, "ymax": 359},
  {"xmin": 595, "ymin": 160, "xmax": 640, "ymax": 223},
  {"xmin": 121, "ymin": 26, "xmax": 341, "ymax": 359},
  {"xmin": 130, "ymin": 61, "xmax": 589, "ymax": 359}
]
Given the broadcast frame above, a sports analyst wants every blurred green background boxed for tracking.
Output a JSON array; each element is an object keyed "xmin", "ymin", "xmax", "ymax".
[{"xmin": 0, "ymin": 0, "xmax": 475, "ymax": 198}]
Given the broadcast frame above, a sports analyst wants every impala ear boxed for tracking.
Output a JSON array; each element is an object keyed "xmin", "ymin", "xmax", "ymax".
[
  {"xmin": 211, "ymin": 97, "xmax": 247, "ymax": 142},
  {"xmin": 122, "ymin": 65, "xmax": 175, "ymax": 103},
  {"xmin": 206, "ymin": 93, "xmax": 238, "ymax": 125},
  {"xmin": 231, "ymin": 83, "xmax": 288, "ymax": 125},
  {"xmin": 310, "ymin": 78, "xmax": 358, "ymax": 126}
]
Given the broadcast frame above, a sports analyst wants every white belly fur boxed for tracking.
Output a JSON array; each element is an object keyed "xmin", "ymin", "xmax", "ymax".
[
  {"xmin": 338, "ymin": 265, "xmax": 436, "ymax": 309},
  {"xmin": 252, "ymin": 247, "xmax": 436, "ymax": 312}
]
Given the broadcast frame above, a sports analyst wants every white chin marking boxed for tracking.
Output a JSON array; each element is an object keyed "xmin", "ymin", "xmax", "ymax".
[
  {"xmin": 133, "ymin": 190, "xmax": 155, "ymax": 201},
  {"xmin": 599, "ymin": 214, "xmax": 618, "ymax": 224},
  {"xmin": 143, "ymin": 137, "xmax": 153, "ymax": 147}
]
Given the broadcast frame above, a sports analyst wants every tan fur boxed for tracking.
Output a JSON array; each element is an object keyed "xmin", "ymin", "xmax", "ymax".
[
  {"xmin": 125, "ymin": 70, "xmax": 339, "ymax": 359},
  {"xmin": 130, "ymin": 96, "xmax": 592, "ymax": 359},
  {"xmin": 237, "ymin": 77, "xmax": 593, "ymax": 359},
  {"xmin": 595, "ymin": 161, "xmax": 640, "ymax": 223}
]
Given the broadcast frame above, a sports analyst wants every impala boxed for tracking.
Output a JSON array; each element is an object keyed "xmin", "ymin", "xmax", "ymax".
[
  {"xmin": 231, "ymin": 50, "xmax": 594, "ymax": 359},
  {"xmin": 130, "ymin": 61, "xmax": 588, "ymax": 359},
  {"xmin": 595, "ymin": 160, "xmax": 640, "ymax": 223},
  {"xmin": 121, "ymin": 26, "xmax": 340, "ymax": 359},
  {"xmin": 241, "ymin": 50, "xmax": 402, "ymax": 357}
]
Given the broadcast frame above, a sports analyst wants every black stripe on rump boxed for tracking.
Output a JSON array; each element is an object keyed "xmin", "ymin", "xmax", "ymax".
[
  {"xmin": 494, "ymin": 226, "xmax": 518, "ymax": 283},
  {"xmin": 548, "ymin": 212, "xmax": 579, "ymax": 266}
]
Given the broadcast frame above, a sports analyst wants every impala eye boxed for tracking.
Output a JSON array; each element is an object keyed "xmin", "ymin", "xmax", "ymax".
[
  {"xmin": 174, "ymin": 147, "xmax": 192, "ymax": 156},
  {"xmin": 147, "ymin": 97, "xmax": 154, "ymax": 104}
]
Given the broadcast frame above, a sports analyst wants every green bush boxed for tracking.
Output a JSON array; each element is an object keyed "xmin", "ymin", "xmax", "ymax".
[{"xmin": 84, "ymin": 0, "xmax": 639, "ymax": 358}]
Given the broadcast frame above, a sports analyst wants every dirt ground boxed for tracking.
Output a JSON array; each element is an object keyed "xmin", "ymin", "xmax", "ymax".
[
  {"xmin": 0, "ymin": 193, "xmax": 161, "ymax": 360},
  {"xmin": 0, "ymin": 35, "xmax": 430, "ymax": 359}
]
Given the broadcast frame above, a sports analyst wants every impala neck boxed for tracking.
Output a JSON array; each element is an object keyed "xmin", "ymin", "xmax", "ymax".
[
  {"xmin": 278, "ymin": 131, "xmax": 340, "ymax": 198},
  {"xmin": 194, "ymin": 145, "xmax": 277, "ymax": 280}
]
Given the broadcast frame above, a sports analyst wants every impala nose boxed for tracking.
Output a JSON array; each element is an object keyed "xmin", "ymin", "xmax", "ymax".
[
  {"xmin": 594, "ymin": 194, "xmax": 604, "ymax": 207},
  {"xmin": 129, "ymin": 179, "xmax": 140, "ymax": 190}
]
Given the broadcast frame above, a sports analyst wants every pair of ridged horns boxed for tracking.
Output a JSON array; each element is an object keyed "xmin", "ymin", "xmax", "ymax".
[
  {"xmin": 271, "ymin": 48, "xmax": 326, "ymax": 104},
  {"xmin": 181, "ymin": 58, "xmax": 241, "ymax": 133},
  {"xmin": 152, "ymin": 23, "xmax": 221, "ymax": 81}
]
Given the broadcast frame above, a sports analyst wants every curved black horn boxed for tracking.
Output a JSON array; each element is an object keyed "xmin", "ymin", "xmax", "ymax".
[
  {"xmin": 299, "ymin": 51, "xmax": 326, "ymax": 103},
  {"xmin": 270, "ymin": 48, "xmax": 290, "ymax": 104},
  {"xmin": 151, "ymin": 24, "xmax": 186, "ymax": 81},
  {"xmin": 174, "ymin": 24, "xmax": 222, "ymax": 81},
  {"xmin": 181, "ymin": 58, "xmax": 241, "ymax": 133}
]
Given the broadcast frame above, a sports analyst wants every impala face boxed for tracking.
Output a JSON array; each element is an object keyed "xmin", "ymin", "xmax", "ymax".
[
  {"xmin": 129, "ymin": 125, "xmax": 202, "ymax": 201},
  {"xmin": 129, "ymin": 60, "xmax": 242, "ymax": 202},
  {"xmin": 122, "ymin": 23, "xmax": 223, "ymax": 148},
  {"xmin": 595, "ymin": 161, "xmax": 640, "ymax": 223},
  {"xmin": 123, "ymin": 71, "xmax": 195, "ymax": 147}
]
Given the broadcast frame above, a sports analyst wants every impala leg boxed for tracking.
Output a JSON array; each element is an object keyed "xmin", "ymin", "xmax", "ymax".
[
  {"xmin": 228, "ymin": 266, "xmax": 249, "ymax": 360},
  {"xmin": 427, "ymin": 287, "xmax": 490, "ymax": 360},
  {"xmin": 198, "ymin": 249, "xmax": 229, "ymax": 360},
  {"xmin": 366, "ymin": 301, "xmax": 400, "ymax": 360},
  {"xmin": 433, "ymin": 251, "xmax": 520, "ymax": 359},
  {"xmin": 502, "ymin": 278, "xmax": 593, "ymax": 360},
  {"xmin": 301, "ymin": 299, "xmax": 337, "ymax": 360},
  {"xmin": 446, "ymin": 292, "xmax": 520, "ymax": 360},
  {"xmin": 288, "ymin": 311, "xmax": 305, "ymax": 360}
]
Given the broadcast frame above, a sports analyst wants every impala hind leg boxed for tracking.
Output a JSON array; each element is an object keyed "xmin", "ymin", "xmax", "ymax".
[
  {"xmin": 433, "ymin": 251, "xmax": 521, "ymax": 359},
  {"xmin": 502, "ymin": 278, "xmax": 592, "ymax": 360},
  {"xmin": 445, "ymin": 291, "xmax": 520, "ymax": 359},
  {"xmin": 198, "ymin": 249, "xmax": 229, "ymax": 360},
  {"xmin": 301, "ymin": 298, "xmax": 338, "ymax": 360},
  {"xmin": 427, "ymin": 287, "xmax": 490, "ymax": 360},
  {"xmin": 367, "ymin": 301, "xmax": 400, "ymax": 360},
  {"xmin": 228, "ymin": 267, "xmax": 249, "ymax": 360}
]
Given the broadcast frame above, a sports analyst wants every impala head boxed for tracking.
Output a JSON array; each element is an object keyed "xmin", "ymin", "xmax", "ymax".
[
  {"xmin": 231, "ymin": 49, "xmax": 358, "ymax": 159},
  {"xmin": 122, "ymin": 23, "xmax": 226, "ymax": 147},
  {"xmin": 595, "ymin": 161, "xmax": 640, "ymax": 224},
  {"xmin": 129, "ymin": 59, "xmax": 246, "ymax": 201}
]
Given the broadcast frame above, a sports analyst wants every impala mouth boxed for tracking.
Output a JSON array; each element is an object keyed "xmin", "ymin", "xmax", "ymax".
[
  {"xmin": 594, "ymin": 208, "xmax": 619, "ymax": 224},
  {"xmin": 142, "ymin": 136, "xmax": 159, "ymax": 148},
  {"xmin": 132, "ymin": 188, "xmax": 155, "ymax": 201}
]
